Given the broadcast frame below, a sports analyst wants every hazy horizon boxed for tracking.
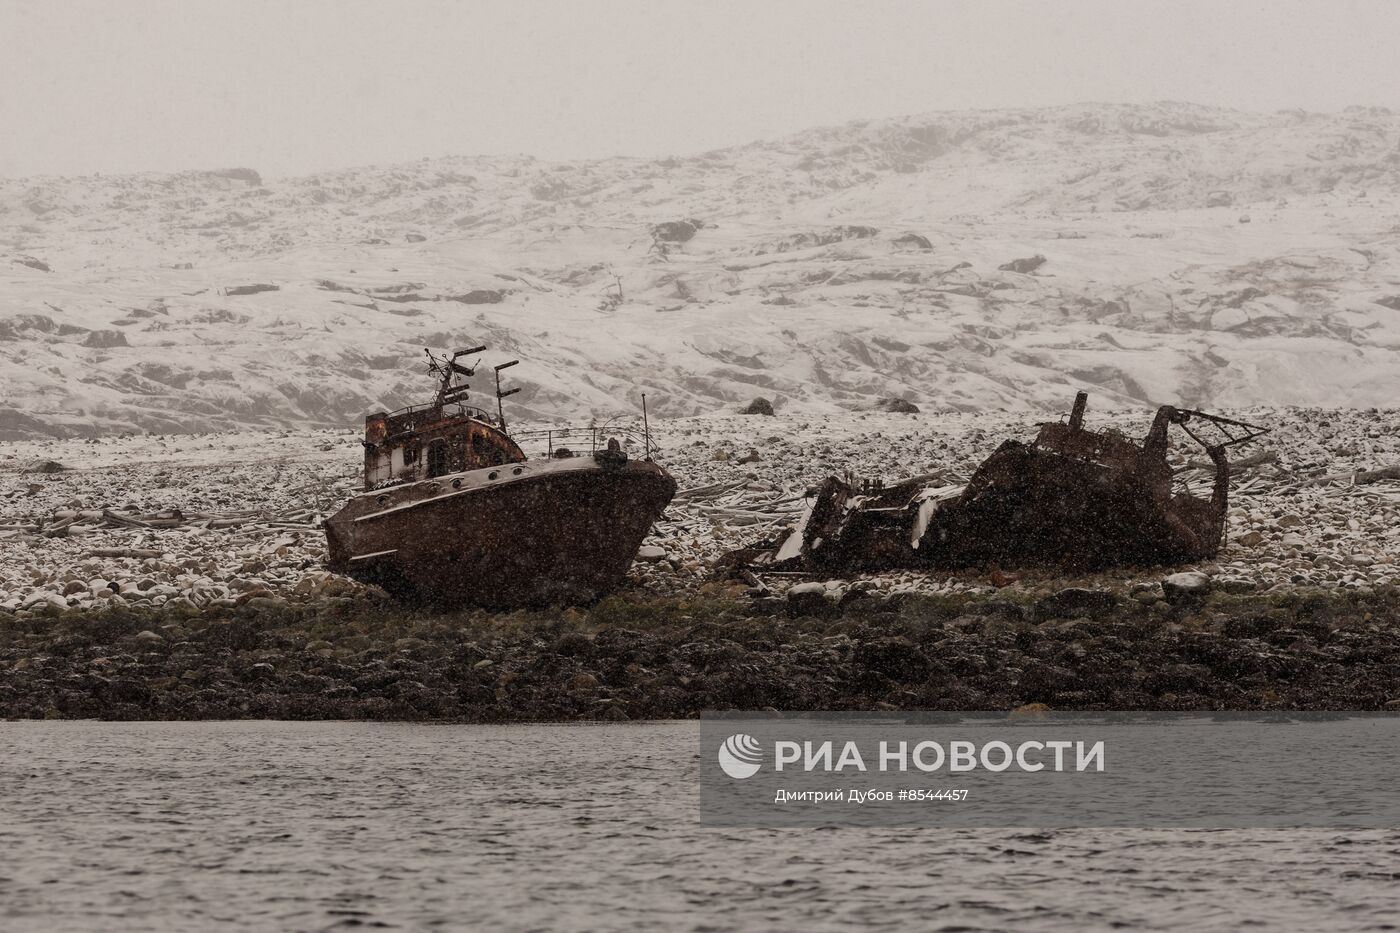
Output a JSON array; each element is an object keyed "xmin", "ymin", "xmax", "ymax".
[
  {"xmin": 3, "ymin": 98, "xmax": 1397, "ymax": 182},
  {"xmin": 4, "ymin": 0, "xmax": 1400, "ymax": 179}
]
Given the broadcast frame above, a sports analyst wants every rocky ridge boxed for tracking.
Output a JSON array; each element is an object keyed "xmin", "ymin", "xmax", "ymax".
[{"xmin": 5, "ymin": 102, "xmax": 1400, "ymax": 437}]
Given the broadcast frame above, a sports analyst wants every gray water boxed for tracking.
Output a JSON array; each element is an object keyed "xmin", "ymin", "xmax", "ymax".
[{"xmin": 0, "ymin": 722, "xmax": 1396, "ymax": 932}]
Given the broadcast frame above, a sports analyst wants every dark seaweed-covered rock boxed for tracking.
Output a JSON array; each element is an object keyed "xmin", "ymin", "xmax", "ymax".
[
  {"xmin": 2, "ymin": 588, "xmax": 1400, "ymax": 721},
  {"xmin": 853, "ymin": 636, "xmax": 929, "ymax": 680},
  {"xmin": 1033, "ymin": 588, "xmax": 1119, "ymax": 621}
]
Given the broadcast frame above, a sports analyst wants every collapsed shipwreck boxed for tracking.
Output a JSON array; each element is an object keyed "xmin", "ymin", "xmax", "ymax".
[
  {"xmin": 325, "ymin": 348, "xmax": 677, "ymax": 608},
  {"xmin": 735, "ymin": 392, "xmax": 1268, "ymax": 574}
]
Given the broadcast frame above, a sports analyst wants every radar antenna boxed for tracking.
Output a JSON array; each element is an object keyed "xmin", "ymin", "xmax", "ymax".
[{"xmin": 424, "ymin": 345, "xmax": 486, "ymax": 410}]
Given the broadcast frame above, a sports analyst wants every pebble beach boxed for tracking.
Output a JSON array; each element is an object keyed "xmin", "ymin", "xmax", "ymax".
[{"xmin": 3, "ymin": 407, "xmax": 1399, "ymax": 617}]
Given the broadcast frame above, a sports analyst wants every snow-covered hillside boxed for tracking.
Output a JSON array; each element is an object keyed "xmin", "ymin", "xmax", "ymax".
[{"xmin": 4, "ymin": 101, "xmax": 1400, "ymax": 438}]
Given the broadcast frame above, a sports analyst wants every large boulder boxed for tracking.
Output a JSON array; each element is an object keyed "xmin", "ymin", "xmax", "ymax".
[
  {"xmin": 786, "ymin": 581, "xmax": 836, "ymax": 617},
  {"xmin": 651, "ymin": 220, "xmax": 701, "ymax": 244},
  {"xmin": 740, "ymin": 397, "xmax": 775, "ymax": 416},
  {"xmin": 22, "ymin": 459, "xmax": 66, "ymax": 474},
  {"xmin": 998, "ymin": 254, "xmax": 1047, "ymax": 274},
  {"xmin": 83, "ymin": 329, "xmax": 128, "ymax": 348},
  {"xmin": 892, "ymin": 233, "xmax": 932, "ymax": 250},
  {"xmin": 877, "ymin": 397, "xmax": 920, "ymax": 413},
  {"xmin": 1162, "ymin": 572, "xmax": 1211, "ymax": 604},
  {"xmin": 0, "ymin": 314, "xmax": 57, "ymax": 340}
]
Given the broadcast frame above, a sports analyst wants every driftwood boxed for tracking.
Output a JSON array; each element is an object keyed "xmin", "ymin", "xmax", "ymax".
[
  {"xmin": 675, "ymin": 481, "xmax": 744, "ymax": 501},
  {"xmin": 101, "ymin": 509, "xmax": 151, "ymax": 529},
  {"xmin": 1301, "ymin": 463, "xmax": 1400, "ymax": 488},
  {"xmin": 699, "ymin": 508, "xmax": 790, "ymax": 525},
  {"xmin": 1356, "ymin": 465, "xmax": 1400, "ymax": 484},
  {"xmin": 1182, "ymin": 449, "xmax": 1279, "ymax": 472},
  {"xmin": 16, "ymin": 504, "xmax": 328, "ymax": 543}
]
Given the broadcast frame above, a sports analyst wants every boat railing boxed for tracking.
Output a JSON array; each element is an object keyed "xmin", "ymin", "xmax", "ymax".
[
  {"xmin": 383, "ymin": 400, "xmax": 496, "ymax": 423},
  {"xmin": 509, "ymin": 423, "xmax": 659, "ymax": 461},
  {"xmin": 379, "ymin": 401, "xmax": 498, "ymax": 442}
]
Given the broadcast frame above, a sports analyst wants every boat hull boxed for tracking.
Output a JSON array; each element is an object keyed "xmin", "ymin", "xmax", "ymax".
[
  {"xmin": 325, "ymin": 457, "xmax": 676, "ymax": 608},
  {"xmin": 931, "ymin": 440, "xmax": 1225, "ymax": 570}
]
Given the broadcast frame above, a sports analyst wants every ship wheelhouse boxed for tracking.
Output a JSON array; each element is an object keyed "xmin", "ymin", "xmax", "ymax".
[
  {"xmin": 362, "ymin": 405, "xmax": 524, "ymax": 490},
  {"xmin": 360, "ymin": 347, "xmax": 526, "ymax": 490}
]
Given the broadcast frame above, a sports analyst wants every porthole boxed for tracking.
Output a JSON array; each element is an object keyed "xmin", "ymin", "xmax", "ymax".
[
  {"xmin": 512, "ymin": 467, "xmax": 523, "ymax": 476},
  {"xmin": 452, "ymin": 478, "xmax": 462, "ymax": 489},
  {"xmin": 488, "ymin": 471, "xmax": 499, "ymax": 481},
  {"xmin": 376, "ymin": 495, "xmax": 389, "ymax": 505}
]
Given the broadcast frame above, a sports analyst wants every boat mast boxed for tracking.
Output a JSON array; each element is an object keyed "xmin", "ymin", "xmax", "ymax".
[
  {"xmin": 425, "ymin": 345, "xmax": 485, "ymax": 411},
  {"xmin": 494, "ymin": 359, "xmax": 520, "ymax": 431},
  {"xmin": 642, "ymin": 392, "xmax": 651, "ymax": 461}
]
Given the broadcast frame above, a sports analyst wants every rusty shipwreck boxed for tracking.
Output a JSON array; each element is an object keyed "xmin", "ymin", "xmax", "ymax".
[
  {"xmin": 737, "ymin": 392, "xmax": 1268, "ymax": 574},
  {"xmin": 325, "ymin": 348, "xmax": 677, "ymax": 607}
]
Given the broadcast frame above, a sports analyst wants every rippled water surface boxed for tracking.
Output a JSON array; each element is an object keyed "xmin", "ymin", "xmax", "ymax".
[{"xmin": 1, "ymin": 721, "xmax": 1397, "ymax": 932}]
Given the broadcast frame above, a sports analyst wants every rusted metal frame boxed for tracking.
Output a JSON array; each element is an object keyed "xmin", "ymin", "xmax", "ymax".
[
  {"xmin": 1175, "ymin": 411, "xmax": 1269, "ymax": 451},
  {"xmin": 730, "ymin": 392, "xmax": 1272, "ymax": 575}
]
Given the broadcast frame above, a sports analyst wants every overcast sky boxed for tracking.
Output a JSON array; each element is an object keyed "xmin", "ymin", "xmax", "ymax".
[{"xmin": 1, "ymin": 0, "xmax": 1397, "ymax": 178}]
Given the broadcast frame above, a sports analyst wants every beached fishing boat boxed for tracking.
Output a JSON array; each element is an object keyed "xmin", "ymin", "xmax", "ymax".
[{"xmin": 325, "ymin": 347, "xmax": 676, "ymax": 607}]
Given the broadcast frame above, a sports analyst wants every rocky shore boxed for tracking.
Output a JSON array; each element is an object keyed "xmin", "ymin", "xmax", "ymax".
[
  {"xmin": 3, "ymin": 584, "xmax": 1399, "ymax": 721},
  {"xmin": 4, "ymin": 408, "xmax": 1400, "ymax": 721},
  {"xmin": 4, "ymin": 407, "xmax": 1400, "ymax": 620}
]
